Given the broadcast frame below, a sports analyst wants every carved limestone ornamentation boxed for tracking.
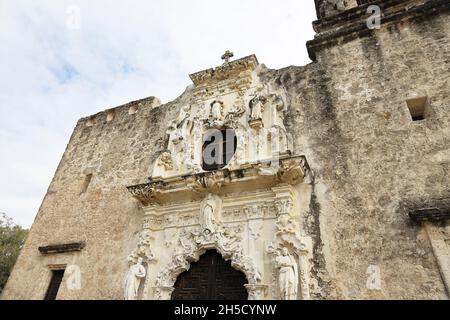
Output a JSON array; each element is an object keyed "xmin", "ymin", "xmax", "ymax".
[
  {"xmin": 249, "ymin": 95, "xmax": 267, "ymax": 122},
  {"xmin": 210, "ymin": 100, "xmax": 224, "ymax": 122},
  {"xmin": 156, "ymin": 152, "xmax": 174, "ymax": 171},
  {"xmin": 245, "ymin": 285, "xmax": 268, "ymax": 300},
  {"xmin": 249, "ymin": 219, "xmax": 263, "ymax": 240},
  {"xmin": 164, "ymin": 228, "xmax": 178, "ymax": 248},
  {"xmin": 275, "ymin": 199, "xmax": 293, "ymax": 217},
  {"xmin": 267, "ymin": 211, "xmax": 312, "ymax": 300},
  {"xmin": 153, "ymin": 286, "xmax": 175, "ymax": 300},
  {"xmin": 128, "ymin": 183, "xmax": 162, "ymax": 206},
  {"xmin": 275, "ymin": 247, "xmax": 298, "ymax": 300},
  {"xmin": 200, "ymin": 194, "xmax": 222, "ymax": 233},
  {"xmin": 124, "ymin": 257, "xmax": 146, "ymax": 300},
  {"xmin": 189, "ymin": 55, "xmax": 258, "ymax": 89},
  {"xmin": 224, "ymin": 102, "xmax": 246, "ymax": 129},
  {"xmin": 154, "ymin": 224, "xmax": 262, "ymax": 298},
  {"xmin": 185, "ymin": 171, "xmax": 225, "ymax": 195},
  {"xmin": 278, "ymin": 157, "xmax": 308, "ymax": 185},
  {"xmin": 127, "ymin": 229, "xmax": 156, "ymax": 264}
]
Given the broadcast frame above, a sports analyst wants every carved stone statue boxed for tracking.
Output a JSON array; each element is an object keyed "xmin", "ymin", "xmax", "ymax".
[
  {"xmin": 200, "ymin": 194, "xmax": 218, "ymax": 233},
  {"xmin": 124, "ymin": 257, "xmax": 146, "ymax": 300},
  {"xmin": 249, "ymin": 96, "xmax": 266, "ymax": 121},
  {"xmin": 211, "ymin": 101, "xmax": 223, "ymax": 121},
  {"xmin": 275, "ymin": 247, "xmax": 298, "ymax": 300}
]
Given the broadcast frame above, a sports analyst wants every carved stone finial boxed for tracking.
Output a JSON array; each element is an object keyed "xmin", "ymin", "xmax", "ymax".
[{"xmin": 221, "ymin": 50, "xmax": 234, "ymax": 64}]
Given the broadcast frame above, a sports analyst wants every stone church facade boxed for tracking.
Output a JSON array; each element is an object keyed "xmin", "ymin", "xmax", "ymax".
[{"xmin": 2, "ymin": 0, "xmax": 449, "ymax": 300}]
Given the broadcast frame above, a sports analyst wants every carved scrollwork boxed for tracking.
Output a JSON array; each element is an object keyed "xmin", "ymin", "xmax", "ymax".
[
  {"xmin": 157, "ymin": 152, "xmax": 174, "ymax": 171},
  {"xmin": 127, "ymin": 184, "xmax": 161, "ymax": 206},
  {"xmin": 185, "ymin": 171, "xmax": 225, "ymax": 195},
  {"xmin": 154, "ymin": 224, "xmax": 262, "ymax": 297},
  {"xmin": 127, "ymin": 230, "xmax": 157, "ymax": 265},
  {"xmin": 224, "ymin": 102, "xmax": 246, "ymax": 129},
  {"xmin": 275, "ymin": 199, "xmax": 293, "ymax": 217},
  {"xmin": 277, "ymin": 157, "xmax": 308, "ymax": 185}
]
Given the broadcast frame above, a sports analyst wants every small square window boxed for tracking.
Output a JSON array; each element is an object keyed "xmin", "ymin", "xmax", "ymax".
[
  {"xmin": 406, "ymin": 96, "xmax": 428, "ymax": 122},
  {"xmin": 80, "ymin": 173, "xmax": 93, "ymax": 195}
]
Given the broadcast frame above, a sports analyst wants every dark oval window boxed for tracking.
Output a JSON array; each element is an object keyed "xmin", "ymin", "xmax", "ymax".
[{"xmin": 202, "ymin": 129, "xmax": 237, "ymax": 171}]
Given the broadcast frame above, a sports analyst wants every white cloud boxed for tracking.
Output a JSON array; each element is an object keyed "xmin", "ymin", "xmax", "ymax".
[{"xmin": 0, "ymin": 0, "xmax": 316, "ymax": 228}]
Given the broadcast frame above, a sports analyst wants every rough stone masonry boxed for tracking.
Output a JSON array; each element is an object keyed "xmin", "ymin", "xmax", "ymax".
[{"xmin": 2, "ymin": 0, "xmax": 449, "ymax": 300}]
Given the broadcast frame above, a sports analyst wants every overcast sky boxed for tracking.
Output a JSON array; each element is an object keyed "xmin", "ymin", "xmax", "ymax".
[{"xmin": 0, "ymin": 0, "xmax": 317, "ymax": 228}]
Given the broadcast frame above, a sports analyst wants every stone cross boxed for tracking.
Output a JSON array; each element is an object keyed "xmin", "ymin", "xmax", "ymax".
[{"xmin": 221, "ymin": 50, "xmax": 234, "ymax": 64}]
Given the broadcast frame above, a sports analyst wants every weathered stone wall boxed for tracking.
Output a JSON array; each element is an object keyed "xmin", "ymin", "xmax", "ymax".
[
  {"xmin": 1, "ymin": 94, "xmax": 192, "ymax": 299},
  {"xmin": 259, "ymin": 9, "xmax": 449, "ymax": 299},
  {"xmin": 2, "ymin": 1, "xmax": 449, "ymax": 300}
]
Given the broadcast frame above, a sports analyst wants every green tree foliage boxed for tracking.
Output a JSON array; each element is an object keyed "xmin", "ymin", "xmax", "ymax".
[{"xmin": 0, "ymin": 212, "xmax": 28, "ymax": 293}]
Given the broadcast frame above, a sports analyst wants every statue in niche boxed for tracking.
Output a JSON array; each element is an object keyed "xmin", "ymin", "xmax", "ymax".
[
  {"xmin": 124, "ymin": 257, "xmax": 146, "ymax": 300},
  {"xmin": 249, "ymin": 95, "xmax": 266, "ymax": 121},
  {"xmin": 275, "ymin": 247, "xmax": 298, "ymax": 300},
  {"xmin": 210, "ymin": 101, "xmax": 223, "ymax": 121},
  {"xmin": 200, "ymin": 194, "xmax": 219, "ymax": 233}
]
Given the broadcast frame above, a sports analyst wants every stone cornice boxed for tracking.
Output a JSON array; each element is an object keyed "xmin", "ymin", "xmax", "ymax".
[
  {"xmin": 38, "ymin": 242, "xmax": 85, "ymax": 255},
  {"xmin": 409, "ymin": 207, "xmax": 450, "ymax": 223},
  {"xmin": 307, "ymin": 0, "xmax": 450, "ymax": 61},
  {"xmin": 189, "ymin": 55, "xmax": 259, "ymax": 87},
  {"xmin": 127, "ymin": 155, "xmax": 309, "ymax": 206}
]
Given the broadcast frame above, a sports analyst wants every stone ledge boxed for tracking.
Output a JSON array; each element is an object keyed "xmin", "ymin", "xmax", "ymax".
[
  {"xmin": 409, "ymin": 208, "xmax": 450, "ymax": 223},
  {"xmin": 38, "ymin": 242, "xmax": 86, "ymax": 255},
  {"xmin": 127, "ymin": 155, "xmax": 310, "ymax": 206}
]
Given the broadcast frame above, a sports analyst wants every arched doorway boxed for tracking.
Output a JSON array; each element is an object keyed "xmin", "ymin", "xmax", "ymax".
[{"xmin": 172, "ymin": 250, "xmax": 248, "ymax": 300}]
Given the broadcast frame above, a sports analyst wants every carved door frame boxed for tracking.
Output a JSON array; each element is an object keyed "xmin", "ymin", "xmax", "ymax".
[{"xmin": 149, "ymin": 225, "xmax": 266, "ymax": 300}]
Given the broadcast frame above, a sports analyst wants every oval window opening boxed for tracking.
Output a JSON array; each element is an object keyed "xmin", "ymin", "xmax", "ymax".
[{"xmin": 202, "ymin": 129, "xmax": 237, "ymax": 171}]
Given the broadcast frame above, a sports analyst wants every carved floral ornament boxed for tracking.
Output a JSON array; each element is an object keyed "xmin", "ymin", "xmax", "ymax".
[
  {"xmin": 127, "ymin": 229, "xmax": 156, "ymax": 264},
  {"xmin": 152, "ymin": 225, "xmax": 263, "ymax": 300}
]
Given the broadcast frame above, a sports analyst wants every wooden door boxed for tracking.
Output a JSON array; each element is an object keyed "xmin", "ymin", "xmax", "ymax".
[{"xmin": 172, "ymin": 250, "xmax": 247, "ymax": 300}]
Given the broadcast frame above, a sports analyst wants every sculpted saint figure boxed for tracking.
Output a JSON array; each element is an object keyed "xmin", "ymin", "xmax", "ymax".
[
  {"xmin": 249, "ymin": 96, "xmax": 266, "ymax": 121},
  {"xmin": 211, "ymin": 101, "xmax": 223, "ymax": 121},
  {"xmin": 124, "ymin": 257, "xmax": 146, "ymax": 300},
  {"xmin": 275, "ymin": 247, "xmax": 298, "ymax": 300},
  {"xmin": 201, "ymin": 194, "xmax": 217, "ymax": 233}
]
